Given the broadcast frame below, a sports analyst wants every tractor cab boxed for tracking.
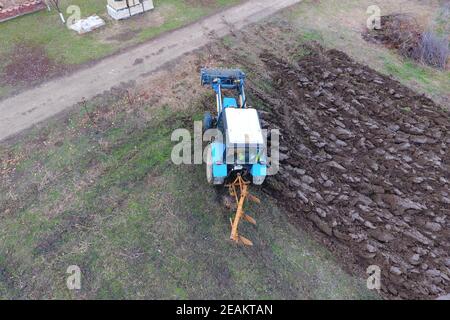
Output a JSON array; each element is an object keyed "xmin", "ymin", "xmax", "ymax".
[{"xmin": 201, "ymin": 68, "xmax": 267, "ymax": 185}]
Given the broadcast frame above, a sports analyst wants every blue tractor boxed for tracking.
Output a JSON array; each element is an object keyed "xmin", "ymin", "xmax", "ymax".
[{"xmin": 201, "ymin": 68, "xmax": 267, "ymax": 186}]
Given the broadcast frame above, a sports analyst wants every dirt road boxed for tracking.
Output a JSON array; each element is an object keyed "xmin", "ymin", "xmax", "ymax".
[{"xmin": 0, "ymin": 0, "xmax": 301, "ymax": 142}]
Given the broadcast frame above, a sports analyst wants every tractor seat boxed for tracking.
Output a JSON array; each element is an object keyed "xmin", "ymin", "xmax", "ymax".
[{"xmin": 223, "ymin": 97, "xmax": 238, "ymax": 108}]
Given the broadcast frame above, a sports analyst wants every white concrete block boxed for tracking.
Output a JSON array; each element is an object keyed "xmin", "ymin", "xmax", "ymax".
[{"xmin": 69, "ymin": 15, "xmax": 105, "ymax": 34}]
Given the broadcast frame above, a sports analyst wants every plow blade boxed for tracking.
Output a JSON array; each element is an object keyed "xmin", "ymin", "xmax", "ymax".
[
  {"xmin": 243, "ymin": 214, "xmax": 256, "ymax": 225},
  {"xmin": 238, "ymin": 235, "xmax": 253, "ymax": 246},
  {"xmin": 226, "ymin": 174, "xmax": 259, "ymax": 246},
  {"xmin": 247, "ymin": 194, "xmax": 261, "ymax": 204}
]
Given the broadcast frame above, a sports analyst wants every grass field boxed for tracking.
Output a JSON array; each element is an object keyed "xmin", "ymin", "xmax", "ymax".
[{"xmin": 0, "ymin": 92, "xmax": 376, "ymax": 299}]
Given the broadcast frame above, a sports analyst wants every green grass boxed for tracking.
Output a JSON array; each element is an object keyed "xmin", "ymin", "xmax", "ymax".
[
  {"xmin": 301, "ymin": 29, "xmax": 323, "ymax": 42},
  {"xmin": 384, "ymin": 59, "xmax": 431, "ymax": 84},
  {"xmin": 221, "ymin": 35, "xmax": 234, "ymax": 48},
  {"xmin": 0, "ymin": 94, "xmax": 377, "ymax": 299},
  {"xmin": 382, "ymin": 55, "xmax": 450, "ymax": 98},
  {"xmin": 0, "ymin": 85, "xmax": 11, "ymax": 98},
  {"xmin": 137, "ymin": 0, "xmax": 211, "ymax": 41}
]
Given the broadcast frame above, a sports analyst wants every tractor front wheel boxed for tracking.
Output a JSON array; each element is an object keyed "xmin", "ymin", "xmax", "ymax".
[
  {"xmin": 206, "ymin": 144, "xmax": 214, "ymax": 184},
  {"xmin": 206, "ymin": 145, "xmax": 214, "ymax": 184}
]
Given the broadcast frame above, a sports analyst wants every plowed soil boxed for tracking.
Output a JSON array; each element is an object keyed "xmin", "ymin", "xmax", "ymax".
[{"xmin": 257, "ymin": 45, "xmax": 450, "ymax": 299}]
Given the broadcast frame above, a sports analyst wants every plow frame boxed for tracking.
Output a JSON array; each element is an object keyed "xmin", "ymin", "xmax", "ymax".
[{"xmin": 227, "ymin": 174, "xmax": 260, "ymax": 246}]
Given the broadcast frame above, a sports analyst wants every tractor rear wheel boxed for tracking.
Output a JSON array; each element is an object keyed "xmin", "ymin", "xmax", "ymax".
[
  {"xmin": 252, "ymin": 176, "xmax": 265, "ymax": 185},
  {"xmin": 203, "ymin": 112, "xmax": 213, "ymax": 132},
  {"xmin": 206, "ymin": 143, "xmax": 225, "ymax": 185}
]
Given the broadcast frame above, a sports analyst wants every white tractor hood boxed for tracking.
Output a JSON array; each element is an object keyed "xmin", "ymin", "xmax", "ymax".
[{"xmin": 224, "ymin": 108, "xmax": 264, "ymax": 145}]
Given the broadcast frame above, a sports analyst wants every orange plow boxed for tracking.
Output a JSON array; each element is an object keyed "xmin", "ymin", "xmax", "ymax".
[{"xmin": 226, "ymin": 174, "xmax": 260, "ymax": 246}]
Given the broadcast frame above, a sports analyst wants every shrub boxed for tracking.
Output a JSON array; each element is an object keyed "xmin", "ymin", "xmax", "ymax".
[{"xmin": 412, "ymin": 31, "xmax": 449, "ymax": 69}]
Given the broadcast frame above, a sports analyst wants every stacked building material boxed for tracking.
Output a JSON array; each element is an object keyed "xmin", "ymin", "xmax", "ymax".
[
  {"xmin": 107, "ymin": 0, "xmax": 154, "ymax": 20},
  {"xmin": 69, "ymin": 15, "xmax": 106, "ymax": 34}
]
